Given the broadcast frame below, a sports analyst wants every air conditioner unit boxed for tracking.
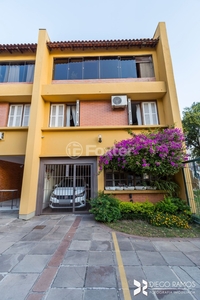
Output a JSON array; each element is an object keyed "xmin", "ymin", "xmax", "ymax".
[
  {"xmin": 0, "ymin": 132, "xmax": 4, "ymax": 140},
  {"xmin": 111, "ymin": 95, "xmax": 127, "ymax": 109}
]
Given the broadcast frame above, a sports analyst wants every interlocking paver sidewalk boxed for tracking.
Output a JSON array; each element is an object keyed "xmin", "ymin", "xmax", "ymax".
[{"xmin": 0, "ymin": 211, "xmax": 199, "ymax": 300}]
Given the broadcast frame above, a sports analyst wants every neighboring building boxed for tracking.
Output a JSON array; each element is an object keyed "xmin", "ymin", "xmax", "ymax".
[{"xmin": 0, "ymin": 22, "xmax": 189, "ymax": 219}]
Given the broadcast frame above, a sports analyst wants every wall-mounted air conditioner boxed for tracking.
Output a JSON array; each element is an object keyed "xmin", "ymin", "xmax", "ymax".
[
  {"xmin": 111, "ymin": 95, "xmax": 127, "ymax": 109},
  {"xmin": 0, "ymin": 132, "xmax": 4, "ymax": 140}
]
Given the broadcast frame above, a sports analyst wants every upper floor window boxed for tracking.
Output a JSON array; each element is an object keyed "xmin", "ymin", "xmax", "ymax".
[
  {"xmin": 49, "ymin": 100, "xmax": 80, "ymax": 127},
  {"xmin": 7, "ymin": 104, "xmax": 30, "ymax": 127},
  {"xmin": 53, "ymin": 56, "xmax": 154, "ymax": 80},
  {"xmin": 0, "ymin": 62, "xmax": 35, "ymax": 83},
  {"xmin": 128, "ymin": 100, "xmax": 158, "ymax": 125}
]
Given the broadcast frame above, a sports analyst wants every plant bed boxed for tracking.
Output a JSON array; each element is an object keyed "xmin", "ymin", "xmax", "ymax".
[
  {"xmin": 89, "ymin": 193, "xmax": 195, "ymax": 237},
  {"xmin": 106, "ymin": 219, "xmax": 200, "ymax": 238}
]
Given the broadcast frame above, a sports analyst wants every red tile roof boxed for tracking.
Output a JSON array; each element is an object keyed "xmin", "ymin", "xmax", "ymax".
[
  {"xmin": 47, "ymin": 38, "xmax": 159, "ymax": 51},
  {"xmin": 0, "ymin": 38, "xmax": 159, "ymax": 54},
  {"xmin": 0, "ymin": 43, "xmax": 37, "ymax": 54}
]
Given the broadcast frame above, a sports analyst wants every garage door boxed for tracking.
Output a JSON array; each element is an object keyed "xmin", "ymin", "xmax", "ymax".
[{"xmin": 36, "ymin": 158, "xmax": 97, "ymax": 215}]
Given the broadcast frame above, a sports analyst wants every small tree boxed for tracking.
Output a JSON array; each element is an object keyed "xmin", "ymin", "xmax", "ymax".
[{"xmin": 182, "ymin": 102, "xmax": 200, "ymax": 158}]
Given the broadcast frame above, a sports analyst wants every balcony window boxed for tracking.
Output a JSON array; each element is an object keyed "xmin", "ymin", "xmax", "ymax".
[
  {"xmin": 53, "ymin": 59, "xmax": 68, "ymax": 80},
  {"xmin": 0, "ymin": 62, "xmax": 35, "ymax": 83},
  {"xmin": 68, "ymin": 58, "xmax": 82, "ymax": 80},
  {"xmin": 7, "ymin": 104, "xmax": 30, "ymax": 127},
  {"xmin": 100, "ymin": 56, "xmax": 119, "ymax": 79},
  {"xmin": 53, "ymin": 56, "xmax": 154, "ymax": 80},
  {"xmin": 49, "ymin": 100, "xmax": 80, "ymax": 127},
  {"xmin": 120, "ymin": 56, "xmax": 137, "ymax": 78},
  {"xmin": 83, "ymin": 57, "xmax": 99, "ymax": 79},
  {"xmin": 128, "ymin": 101, "xmax": 158, "ymax": 125}
]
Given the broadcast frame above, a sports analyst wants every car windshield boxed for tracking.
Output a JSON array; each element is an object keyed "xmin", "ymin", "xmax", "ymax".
[{"xmin": 58, "ymin": 178, "xmax": 85, "ymax": 187}]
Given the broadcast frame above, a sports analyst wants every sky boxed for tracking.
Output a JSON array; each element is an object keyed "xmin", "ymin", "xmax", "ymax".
[{"xmin": 0, "ymin": 0, "xmax": 199, "ymax": 116}]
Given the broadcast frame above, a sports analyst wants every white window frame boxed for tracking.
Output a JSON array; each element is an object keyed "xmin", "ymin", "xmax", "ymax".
[
  {"xmin": 7, "ymin": 104, "xmax": 30, "ymax": 127},
  {"xmin": 49, "ymin": 100, "xmax": 80, "ymax": 127},
  {"xmin": 22, "ymin": 104, "xmax": 31, "ymax": 126},
  {"xmin": 128, "ymin": 101, "xmax": 158, "ymax": 125},
  {"xmin": 49, "ymin": 104, "xmax": 65, "ymax": 127},
  {"xmin": 142, "ymin": 102, "xmax": 158, "ymax": 125}
]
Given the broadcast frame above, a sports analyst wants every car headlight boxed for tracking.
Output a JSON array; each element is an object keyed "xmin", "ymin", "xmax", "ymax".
[
  {"xmin": 75, "ymin": 191, "xmax": 85, "ymax": 198},
  {"xmin": 51, "ymin": 193, "xmax": 57, "ymax": 198}
]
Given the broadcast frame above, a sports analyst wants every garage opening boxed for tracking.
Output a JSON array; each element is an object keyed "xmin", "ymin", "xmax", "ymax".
[
  {"xmin": 36, "ymin": 158, "xmax": 97, "ymax": 215},
  {"xmin": 0, "ymin": 156, "xmax": 24, "ymax": 211}
]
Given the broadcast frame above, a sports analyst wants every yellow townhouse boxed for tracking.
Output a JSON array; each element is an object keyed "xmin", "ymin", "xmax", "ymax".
[{"xmin": 0, "ymin": 22, "xmax": 191, "ymax": 220}]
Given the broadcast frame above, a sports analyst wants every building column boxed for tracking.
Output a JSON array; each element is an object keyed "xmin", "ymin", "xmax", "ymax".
[{"xmin": 19, "ymin": 29, "xmax": 50, "ymax": 220}]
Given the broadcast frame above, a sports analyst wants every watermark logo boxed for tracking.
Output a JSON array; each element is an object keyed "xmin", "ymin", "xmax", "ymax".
[
  {"xmin": 134, "ymin": 279, "xmax": 148, "ymax": 296},
  {"xmin": 66, "ymin": 142, "xmax": 106, "ymax": 158},
  {"xmin": 149, "ymin": 281, "xmax": 196, "ymax": 289},
  {"xmin": 65, "ymin": 141, "xmax": 144, "ymax": 159},
  {"xmin": 66, "ymin": 141, "xmax": 83, "ymax": 159},
  {"xmin": 132, "ymin": 280, "xmax": 196, "ymax": 297}
]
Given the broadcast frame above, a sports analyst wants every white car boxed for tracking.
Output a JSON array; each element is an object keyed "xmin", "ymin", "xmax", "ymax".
[{"xmin": 49, "ymin": 177, "xmax": 86, "ymax": 209}]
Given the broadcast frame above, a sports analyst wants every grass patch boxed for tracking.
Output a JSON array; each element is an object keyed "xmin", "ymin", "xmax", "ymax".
[{"xmin": 106, "ymin": 219, "xmax": 200, "ymax": 238}]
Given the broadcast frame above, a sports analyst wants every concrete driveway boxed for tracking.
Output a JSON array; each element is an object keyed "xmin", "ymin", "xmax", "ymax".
[{"xmin": 0, "ymin": 211, "xmax": 200, "ymax": 300}]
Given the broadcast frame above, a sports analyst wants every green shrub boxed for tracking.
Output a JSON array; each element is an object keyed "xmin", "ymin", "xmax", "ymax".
[
  {"xmin": 154, "ymin": 197, "xmax": 178, "ymax": 214},
  {"xmin": 154, "ymin": 196, "xmax": 191, "ymax": 216},
  {"xmin": 149, "ymin": 212, "xmax": 190, "ymax": 229},
  {"xmin": 89, "ymin": 193, "xmax": 192, "ymax": 229},
  {"xmin": 119, "ymin": 201, "xmax": 154, "ymax": 220},
  {"xmin": 89, "ymin": 192, "xmax": 121, "ymax": 223},
  {"xmin": 119, "ymin": 198, "xmax": 192, "ymax": 229},
  {"xmin": 170, "ymin": 197, "xmax": 191, "ymax": 213}
]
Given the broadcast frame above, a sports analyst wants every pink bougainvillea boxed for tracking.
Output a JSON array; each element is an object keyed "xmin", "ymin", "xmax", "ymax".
[{"xmin": 99, "ymin": 128, "xmax": 188, "ymax": 176}]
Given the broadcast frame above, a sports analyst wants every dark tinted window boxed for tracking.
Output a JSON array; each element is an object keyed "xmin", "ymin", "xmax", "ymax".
[
  {"xmin": 53, "ymin": 55, "xmax": 154, "ymax": 80},
  {"xmin": 100, "ymin": 56, "xmax": 119, "ymax": 79},
  {"xmin": 83, "ymin": 57, "xmax": 99, "ymax": 79},
  {"xmin": 54, "ymin": 61, "xmax": 68, "ymax": 80},
  {"xmin": 68, "ymin": 58, "xmax": 82, "ymax": 80},
  {"xmin": 0, "ymin": 65, "xmax": 7, "ymax": 82},
  {"xmin": 120, "ymin": 57, "xmax": 137, "ymax": 78}
]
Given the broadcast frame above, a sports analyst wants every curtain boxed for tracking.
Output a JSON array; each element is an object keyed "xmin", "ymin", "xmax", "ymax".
[
  {"xmin": 26, "ymin": 65, "xmax": 34, "ymax": 82},
  {"xmin": 7, "ymin": 65, "xmax": 20, "ymax": 82},
  {"xmin": 136, "ymin": 104, "xmax": 142, "ymax": 125}
]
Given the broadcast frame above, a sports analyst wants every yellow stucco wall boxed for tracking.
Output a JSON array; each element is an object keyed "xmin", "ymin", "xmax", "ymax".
[
  {"xmin": 40, "ymin": 127, "xmax": 166, "ymax": 157},
  {"xmin": 0, "ymin": 130, "xmax": 28, "ymax": 155},
  {"xmin": 153, "ymin": 22, "xmax": 182, "ymax": 128}
]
